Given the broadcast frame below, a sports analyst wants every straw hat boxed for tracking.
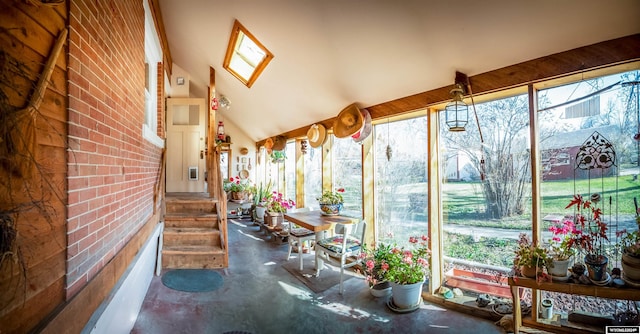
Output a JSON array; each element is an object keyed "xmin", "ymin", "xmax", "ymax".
[
  {"xmin": 272, "ymin": 135, "xmax": 287, "ymax": 151},
  {"xmin": 333, "ymin": 103, "xmax": 363, "ymax": 138},
  {"xmin": 307, "ymin": 124, "xmax": 327, "ymax": 148},
  {"xmin": 352, "ymin": 108, "xmax": 372, "ymax": 144},
  {"xmin": 264, "ymin": 137, "xmax": 274, "ymax": 150}
]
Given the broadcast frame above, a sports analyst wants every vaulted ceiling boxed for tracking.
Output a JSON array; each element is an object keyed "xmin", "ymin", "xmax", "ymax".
[{"xmin": 159, "ymin": 0, "xmax": 640, "ymax": 143}]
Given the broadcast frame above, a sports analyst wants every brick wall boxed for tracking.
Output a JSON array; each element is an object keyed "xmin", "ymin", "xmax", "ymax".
[{"xmin": 67, "ymin": 0, "xmax": 163, "ymax": 299}]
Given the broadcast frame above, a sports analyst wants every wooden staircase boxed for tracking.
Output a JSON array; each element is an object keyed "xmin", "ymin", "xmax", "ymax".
[{"xmin": 162, "ymin": 193, "xmax": 228, "ymax": 269}]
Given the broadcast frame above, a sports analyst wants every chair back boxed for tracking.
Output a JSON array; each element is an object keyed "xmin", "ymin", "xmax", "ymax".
[{"xmin": 336, "ymin": 220, "xmax": 366, "ymax": 255}]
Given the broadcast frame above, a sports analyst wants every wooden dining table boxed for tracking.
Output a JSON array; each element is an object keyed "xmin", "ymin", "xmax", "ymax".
[{"xmin": 283, "ymin": 211, "xmax": 358, "ymax": 270}]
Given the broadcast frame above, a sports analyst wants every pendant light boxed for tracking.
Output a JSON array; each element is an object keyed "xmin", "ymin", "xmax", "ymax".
[{"xmin": 444, "ymin": 81, "xmax": 469, "ymax": 132}]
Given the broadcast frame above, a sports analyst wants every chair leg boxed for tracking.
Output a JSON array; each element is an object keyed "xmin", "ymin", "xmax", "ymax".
[
  {"xmin": 299, "ymin": 242, "xmax": 304, "ymax": 271},
  {"xmin": 315, "ymin": 249, "xmax": 321, "ymax": 276},
  {"xmin": 339, "ymin": 258, "xmax": 345, "ymax": 295},
  {"xmin": 287, "ymin": 241, "xmax": 293, "ymax": 261}
]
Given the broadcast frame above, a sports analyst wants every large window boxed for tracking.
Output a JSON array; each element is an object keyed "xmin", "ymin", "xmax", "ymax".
[
  {"xmin": 284, "ymin": 141, "xmax": 297, "ymax": 205},
  {"xmin": 304, "ymin": 143, "xmax": 322, "ymax": 210},
  {"xmin": 537, "ymin": 69, "xmax": 640, "ymax": 317},
  {"xmin": 440, "ymin": 93, "xmax": 532, "ymax": 269},
  {"xmin": 374, "ymin": 117, "xmax": 428, "ymax": 246},
  {"xmin": 332, "ymin": 137, "xmax": 363, "ymax": 217},
  {"xmin": 142, "ymin": 0, "xmax": 163, "ymax": 148}
]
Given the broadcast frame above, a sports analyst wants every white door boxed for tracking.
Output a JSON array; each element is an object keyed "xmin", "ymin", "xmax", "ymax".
[{"xmin": 166, "ymin": 98, "xmax": 206, "ymax": 192}]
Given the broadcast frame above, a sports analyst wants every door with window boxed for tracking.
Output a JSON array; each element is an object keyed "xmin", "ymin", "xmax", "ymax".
[{"xmin": 166, "ymin": 98, "xmax": 206, "ymax": 192}]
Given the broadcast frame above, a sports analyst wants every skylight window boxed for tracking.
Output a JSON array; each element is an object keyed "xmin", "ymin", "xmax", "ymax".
[{"xmin": 223, "ymin": 20, "xmax": 274, "ymax": 88}]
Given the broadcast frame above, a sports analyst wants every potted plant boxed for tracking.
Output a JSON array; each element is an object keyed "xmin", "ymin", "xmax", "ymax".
[
  {"xmin": 546, "ymin": 218, "xmax": 576, "ymax": 278},
  {"xmin": 564, "ymin": 193, "xmax": 610, "ymax": 282},
  {"xmin": 359, "ymin": 243, "xmax": 394, "ymax": 297},
  {"xmin": 223, "ymin": 176, "xmax": 253, "ymax": 201},
  {"xmin": 316, "ymin": 188, "xmax": 345, "ymax": 215},
  {"xmin": 251, "ymin": 180, "xmax": 272, "ymax": 221},
  {"xmin": 364, "ymin": 236, "xmax": 431, "ymax": 309},
  {"xmin": 616, "ymin": 207, "xmax": 640, "ymax": 282},
  {"xmin": 512, "ymin": 233, "xmax": 551, "ymax": 281},
  {"xmin": 264, "ymin": 191, "xmax": 295, "ymax": 228}
]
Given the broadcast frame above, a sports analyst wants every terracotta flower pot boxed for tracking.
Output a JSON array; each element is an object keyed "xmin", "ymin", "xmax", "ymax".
[
  {"xmin": 622, "ymin": 252, "xmax": 640, "ymax": 282},
  {"xmin": 520, "ymin": 265, "xmax": 537, "ymax": 278}
]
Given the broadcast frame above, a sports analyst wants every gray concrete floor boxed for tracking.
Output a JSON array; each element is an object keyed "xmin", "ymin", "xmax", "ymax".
[{"xmin": 131, "ymin": 217, "xmax": 505, "ymax": 334}]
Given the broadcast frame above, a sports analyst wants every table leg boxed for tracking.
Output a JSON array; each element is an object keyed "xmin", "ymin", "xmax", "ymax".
[
  {"xmin": 511, "ymin": 285, "xmax": 521, "ymax": 334},
  {"xmin": 314, "ymin": 231, "xmax": 323, "ymax": 272}
]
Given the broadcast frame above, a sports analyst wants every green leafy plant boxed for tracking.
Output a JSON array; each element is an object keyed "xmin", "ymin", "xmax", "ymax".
[
  {"xmin": 252, "ymin": 180, "xmax": 273, "ymax": 206},
  {"xmin": 513, "ymin": 233, "xmax": 551, "ymax": 273},
  {"xmin": 223, "ymin": 176, "xmax": 252, "ymax": 193},
  {"xmin": 266, "ymin": 191, "xmax": 295, "ymax": 213},
  {"xmin": 361, "ymin": 236, "xmax": 431, "ymax": 285},
  {"xmin": 317, "ymin": 188, "xmax": 345, "ymax": 205},
  {"xmin": 359, "ymin": 243, "xmax": 394, "ymax": 288},
  {"xmin": 616, "ymin": 204, "xmax": 640, "ymax": 257}
]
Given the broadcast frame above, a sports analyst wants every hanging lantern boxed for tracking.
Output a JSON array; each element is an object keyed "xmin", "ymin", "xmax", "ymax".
[
  {"xmin": 217, "ymin": 121, "xmax": 225, "ymax": 141},
  {"xmin": 445, "ymin": 83, "xmax": 468, "ymax": 132}
]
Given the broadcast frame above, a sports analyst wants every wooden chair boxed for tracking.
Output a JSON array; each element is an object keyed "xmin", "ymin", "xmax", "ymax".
[
  {"xmin": 314, "ymin": 220, "xmax": 366, "ymax": 294},
  {"xmin": 285, "ymin": 207, "xmax": 315, "ymax": 270}
]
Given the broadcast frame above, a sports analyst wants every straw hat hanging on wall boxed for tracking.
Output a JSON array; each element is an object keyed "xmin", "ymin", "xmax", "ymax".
[
  {"xmin": 307, "ymin": 124, "xmax": 327, "ymax": 148},
  {"xmin": 264, "ymin": 137, "xmax": 274, "ymax": 154},
  {"xmin": 272, "ymin": 135, "xmax": 287, "ymax": 151},
  {"xmin": 352, "ymin": 108, "xmax": 372, "ymax": 144},
  {"xmin": 333, "ymin": 103, "xmax": 363, "ymax": 138}
]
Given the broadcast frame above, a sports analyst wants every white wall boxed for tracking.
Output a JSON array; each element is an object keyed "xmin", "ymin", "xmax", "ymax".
[{"xmin": 82, "ymin": 223, "xmax": 164, "ymax": 334}]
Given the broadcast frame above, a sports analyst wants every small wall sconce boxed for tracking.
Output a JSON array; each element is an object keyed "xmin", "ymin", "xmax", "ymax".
[{"xmin": 177, "ymin": 77, "xmax": 185, "ymax": 85}]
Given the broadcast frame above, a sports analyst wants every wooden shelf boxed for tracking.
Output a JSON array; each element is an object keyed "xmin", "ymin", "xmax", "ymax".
[
  {"xmin": 508, "ymin": 277, "xmax": 640, "ymax": 301},
  {"xmin": 508, "ymin": 276, "xmax": 640, "ymax": 333}
]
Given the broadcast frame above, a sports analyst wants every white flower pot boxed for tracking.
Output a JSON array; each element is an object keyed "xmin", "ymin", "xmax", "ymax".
[
  {"xmin": 390, "ymin": 279, "xmax": 425, "ymax": 309},
  {"xmin": 549, "ymin": 258, "xmax": 571, "ymax": 277}
]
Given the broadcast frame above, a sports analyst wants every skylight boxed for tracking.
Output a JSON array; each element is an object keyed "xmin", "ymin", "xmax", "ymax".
[{"xmin": 223, "ymin": 20, "xmax": 274, "ymax": 88}]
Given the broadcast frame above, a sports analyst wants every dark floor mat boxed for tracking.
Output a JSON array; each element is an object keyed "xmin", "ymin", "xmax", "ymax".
[{"xmin": 161, "ymin": 269, "xmax": 223, "ymax": 292}]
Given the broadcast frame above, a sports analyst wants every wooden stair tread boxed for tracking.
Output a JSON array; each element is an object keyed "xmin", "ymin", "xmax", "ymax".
[
  {"xmin": 164, "ymin": 212, "xmax": 217, "ymax": 219},
  {"xmin": 164, "ymin": 227, "xmax": 219, "ymax": 234},
  {"xmin": 163, "ymin": 245, "xmax": 225, "ymax": 254}
]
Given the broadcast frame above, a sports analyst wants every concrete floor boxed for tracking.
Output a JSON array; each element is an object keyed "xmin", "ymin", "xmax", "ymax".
[{"xmin": 131, "ymin": 217, "xmax": 506, "ymax": 334}]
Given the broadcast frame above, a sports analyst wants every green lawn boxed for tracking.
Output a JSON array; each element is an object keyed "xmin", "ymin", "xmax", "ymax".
[{"xmin": 443, "ymin": 175, "xmax": 638, "ymax": 215}]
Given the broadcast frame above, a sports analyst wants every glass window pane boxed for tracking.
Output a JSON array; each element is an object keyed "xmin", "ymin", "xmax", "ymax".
[
  {"xmin": 538, "ymin": 69, "xmax": 640, "ymax": 319},
  {"xmin": 333, "ymin": 137, "xmax": 363, "ymax": 217},
  {"xmin": 304, "ymin": 145, "xmax": 323, "ymax": 210},
  {"xmin": 284, "ymin": 142, "xmax": 297, "ymax": 205},
  {"xmin": 440, "ymin": 93, "xmax": 532, "ymax": 269},
  {"xmin": 374, "ymin": 117, "xmax": 428, "ymax": 246}
]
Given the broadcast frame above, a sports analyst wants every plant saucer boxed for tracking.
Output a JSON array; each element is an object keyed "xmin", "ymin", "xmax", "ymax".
[
  {"xmin": 387, "ymin": 297, "xmax": 422, "ymax": 313},
  {"xmin": 551, "ymin": 273, "xmax": 571, "ymax": 282},
  {"xmin": 589, "ymin": 272, "xmax": 611, "ymax": 286}
]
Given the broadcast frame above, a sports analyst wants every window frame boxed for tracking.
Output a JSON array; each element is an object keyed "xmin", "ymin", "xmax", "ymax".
[{"xmin": 223, "ymin": 20, "xmax": 274, "ymax": 88}]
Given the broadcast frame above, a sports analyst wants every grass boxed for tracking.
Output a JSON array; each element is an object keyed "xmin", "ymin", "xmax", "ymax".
[{"xmin": 443, "ymin": 175, "xmax": 640, "ymax": 219}]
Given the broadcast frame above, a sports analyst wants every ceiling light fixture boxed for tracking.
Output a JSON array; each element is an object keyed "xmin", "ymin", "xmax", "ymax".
[
  {"xmin": 219, "ymin": 95, "xmax": 231, "ymax": 110},
  {"xmin": 444, "ymin": 72, "xmax": 469, "ymax": 132}
]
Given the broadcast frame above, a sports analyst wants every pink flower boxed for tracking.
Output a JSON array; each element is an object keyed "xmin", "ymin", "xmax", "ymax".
[
  {"xmin": 366, "ymin": 260, "xmax": 375, "ymax": 270},
  {"xmin": 381, "ymin": 263, "xmax": 389, "ymax": 271}
]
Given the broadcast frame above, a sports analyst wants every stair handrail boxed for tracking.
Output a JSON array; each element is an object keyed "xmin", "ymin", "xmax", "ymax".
[{"xmin": 212, "ymin": 147, "xmax": 229, "ymax": 267}]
